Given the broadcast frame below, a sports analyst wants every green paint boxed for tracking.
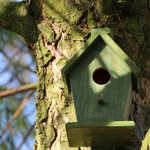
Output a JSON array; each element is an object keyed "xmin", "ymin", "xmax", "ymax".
[
  {"xmin": 91, "ymin": 28, "xmax": 110, "ymax": 36},
  {"xmin": 100, "ymin": 33, "xmax": 141, "ymax": 92},
  {"xmin": 67, "ymin": 120, "xmax": 135, "ymax": 128},
  {"xmin": 70, "ymin": 44, "xmax": 132, "ymax": 122},
  {"xmin": 66, "ymin": 121, "xmax": 135, "ymax": 147}
]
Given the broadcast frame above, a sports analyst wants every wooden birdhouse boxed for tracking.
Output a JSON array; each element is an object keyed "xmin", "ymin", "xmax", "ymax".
[{"xmin": 62, "ymin": 28, "xmax": 140, "ymax": 148}]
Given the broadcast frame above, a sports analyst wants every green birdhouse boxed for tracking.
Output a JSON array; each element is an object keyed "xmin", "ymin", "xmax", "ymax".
[{"xmin": 62, "ymin": 28, "xmax": 140, "ymax": 148}]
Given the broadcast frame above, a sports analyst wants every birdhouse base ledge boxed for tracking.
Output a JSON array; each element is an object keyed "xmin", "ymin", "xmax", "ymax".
[{"xmin": 66, "ymin": 121, "xmax": 135, "ymax": 147}]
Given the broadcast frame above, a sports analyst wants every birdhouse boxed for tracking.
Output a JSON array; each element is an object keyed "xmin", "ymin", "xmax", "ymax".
[{"xmin": 62, "ymin": 28, "xmax": 140, "ymax": 148}]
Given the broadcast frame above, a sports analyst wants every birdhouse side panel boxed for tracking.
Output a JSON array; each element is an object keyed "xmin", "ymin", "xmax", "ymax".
[{"xmin": 124, "ymin": 81, "xmax": 133, "ymax": 120}]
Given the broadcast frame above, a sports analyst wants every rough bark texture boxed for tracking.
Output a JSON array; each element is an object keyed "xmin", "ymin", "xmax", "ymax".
[{"xmin": 0, "ymin": 0, "xmax": 150, "ymax": 150}]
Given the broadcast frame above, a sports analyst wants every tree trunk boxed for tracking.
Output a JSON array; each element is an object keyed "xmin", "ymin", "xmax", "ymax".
[{"xmin": 0, "ymin": 0, "xmax": 150, "ymax": 150}]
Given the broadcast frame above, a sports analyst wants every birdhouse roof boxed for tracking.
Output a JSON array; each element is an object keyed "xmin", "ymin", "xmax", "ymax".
[{"xmin": 62, "ymin": 28, "xmax": 140, "ymax": 92}]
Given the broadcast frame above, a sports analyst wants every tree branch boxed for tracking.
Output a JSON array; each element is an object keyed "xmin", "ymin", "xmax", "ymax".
[
  {"xmin": 0, "ymin": 1, "xmax": 38, "ymax": 44},
  {"xmin": 16, "ymin": 123, "xmax": 36, "ymax": 150},
  {"xmin": 0, "ymin": 83, "xmax": 37, "ymax": 99},
  {"xmin": 0, "ymin": 90, "xmax": 35, "ymax": 139}
]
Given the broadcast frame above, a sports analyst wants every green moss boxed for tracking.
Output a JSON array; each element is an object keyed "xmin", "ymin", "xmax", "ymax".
[
  {"xmin": 36, "ymin": 100, "xmax": 51, "ymax": 122},
  {"xmin": 34, "ymin": 123, "xmax": 46, "ymax": 150},
  {"xmin": 44, "ymin": 0, "xmax": 82, "ymax": 23},
  {"xmin": 61, "ymin": 103, "xmax": 77, "ymax": 122},
  {"xmin": 56, "ymin": 58, "xmax": 67, "ymax": 69},
  {"xmin": 35, "ymin": 123, "xmax": 55, "ymax": 149},
  {"xmin": 45, "ymin": 125, "xmax": 55, "ymax": 147},
  {"xmin": 141, "ymin": 129, "xmax": 150, "ymax": 150},
  {"xmin": 42, "ymin": 52, "xmax": 52, "ymax": 66},
  {"xmin": 97, "ymin": 0, "xmax": 114, "ymax": 15},
  {"xmin": 47, "ymin": 86, "xmax": 59, "ymax": 100},
  {"xmin": 124, "ymin": 18, "xmax": 144, "ymax": 44},
  {"xmin": 55, "ymin": 32, "xmax": 61, "ymax": 42},
  {"xmin": 69, "ymin": 32, "xmax": 84, "ymax": 41},
  {"xmin": 38, "ymin": 23, "xmax": 55, "ymax": 43},
  {"xmin": 61, "ymin": 22, "xmax": 67, "ymax": 32},
  {"xmin": 71, "ymin": 41, "xmax": 84, "ymax": 54},
  {"xmin": 45, "ymin": 65, "xmax": 53, "ymax": 87},
  {"xmin": 58, "ymin": 37, "xmax": 72, "ymax": 59},
  {"xmin": 0, "ymin": 1, "xmax": 39, "ymax": 44},
  {"xmin": 55, "ymin": 79, "xmax": 65, "ymax": 89}
]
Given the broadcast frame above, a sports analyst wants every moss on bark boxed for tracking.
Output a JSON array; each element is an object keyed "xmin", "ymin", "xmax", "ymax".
[{"xmin": 0, "ymin": 0, "xmax": 150, "ymax": 149}]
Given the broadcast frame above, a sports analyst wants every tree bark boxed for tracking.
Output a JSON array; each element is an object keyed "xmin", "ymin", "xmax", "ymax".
[
  {"xmin": 0, "ymin": 1, "xmax": 38, "ymax": 44},
  {"xmin": 0, "ymin": 0, "xmax": 150, "ymax": 150}
]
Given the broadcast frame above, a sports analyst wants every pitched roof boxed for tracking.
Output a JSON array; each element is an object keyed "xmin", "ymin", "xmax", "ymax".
[{"xmin": 62, "ymin": 28, "xmax": 140, "ymax": 92}]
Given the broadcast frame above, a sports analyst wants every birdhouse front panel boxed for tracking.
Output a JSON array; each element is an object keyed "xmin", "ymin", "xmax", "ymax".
[{"xmin": 69, "ymin": 39, "xmax": 133, "ymax": 122}]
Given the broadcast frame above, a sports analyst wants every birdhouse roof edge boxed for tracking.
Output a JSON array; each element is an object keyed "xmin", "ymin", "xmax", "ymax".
[
  {"xmin": 99, "ymin": 33, "xmax": 141, "ymax": 92},
  {"xmin": 91, "ymin": 28, "xmax": 110, "ymax": 36},
  {"xmin": 61, "ymin": 33, "xmax": 102, "ymax": 91},
  {"xmin": 61, "ymin": 28, "xmax": 111, "ymax": 77}
]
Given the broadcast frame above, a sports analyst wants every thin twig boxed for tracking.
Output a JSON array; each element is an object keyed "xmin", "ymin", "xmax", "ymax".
[
  {"xmin": 16, "ymin": 123, "xmax": 36, "ymax": 150},
  {"xmin": 0, "ymin": 47, "xmax": 34, "ymax": 72},
  {"xmin": 0, "ymin": 83, "xmax": 37, "ymax": 99},
  {"xmin": 0, "ymin": 90, "xmax": 35, "ymax": 139},
  {"xmin": 82, "ymin": 0, "xmax": 99, "ymax": 30},
  {"xmin": 112, "ymin": 2, "xmax": 134, "ymax": 51}
]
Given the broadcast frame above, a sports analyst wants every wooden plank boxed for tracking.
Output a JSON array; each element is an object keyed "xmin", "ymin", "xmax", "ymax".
[
  {"xmin": 91, "ymin": 28, "xmax": 110, "ymax": 36},
  {"xmin": 66, "ymin": 121, "xmax": 135, "ymax": 147},
  {"xmin": 91, "ymin": 28, "xmax": 114, "ymax": 40},
  {"xmin": 91, "ymin": 147, "xmax": 114, "ymax": 150}
]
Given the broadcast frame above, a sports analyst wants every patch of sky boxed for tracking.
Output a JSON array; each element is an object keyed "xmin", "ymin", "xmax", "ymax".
[
  {"xmin": 0, "ymin": 71, "xmax": 12, "ymax": 85},
  {"xmin": 7, "ymin": 0, "xmax": 26, "ymax": 2}
]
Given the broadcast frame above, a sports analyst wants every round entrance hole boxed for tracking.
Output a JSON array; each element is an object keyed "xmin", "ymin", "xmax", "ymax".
[{"xmin": 93, "ymin": 68, "xmax": 110, "ymax": 85}]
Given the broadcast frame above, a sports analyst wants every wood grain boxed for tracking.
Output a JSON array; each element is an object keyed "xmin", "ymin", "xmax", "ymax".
[{"xmin": 66, "ymin": 121, "xmax": 135, "ymax": 147}]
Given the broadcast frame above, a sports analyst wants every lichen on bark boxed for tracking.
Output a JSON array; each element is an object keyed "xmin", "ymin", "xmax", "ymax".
[{"xmin": 0, "ymin": 0, "xmax": 150, "ymax": 150}]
